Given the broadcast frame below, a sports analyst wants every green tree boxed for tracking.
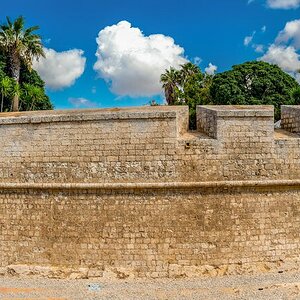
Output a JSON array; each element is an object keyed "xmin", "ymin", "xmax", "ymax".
[
  {"xmin": 21, "ymin": 83, "xmax": 47, "ymax": 111},
  {"xmin": 10, "ymin": 81, "xmax": 21, "ymax": 111},
  {"xmin": 210, "ymin": 61, "xmax": 299, "ymax": 120},
  {"xmin": 20, "ymin": 64, "xmax": 45, "ymax": 88},
  {"xmin": 291, "ymin": 87, "xmax": 300, "ymax": 104},
  {"xmin": 0, "ymin": 16, "xmax": 44, "ymax": 111},
  {"xmin": 181, "ymin": 73, "xmax": 213, "ymax": 129},
  {"xmin": 179, "ymin": 62, "xmax": 201, "ymax": 85},
  {"xmin": 0, "ymin": 51, "xmax": 6, "ymax": 78},
  {"xmin": 0, "ymin": 76, "xmax": 12, "ymax": 112},
  {"xmin": 0, "ymin": 52, "xmax": 53, "ymax": 111},
  {"xmin": 292, "ymin": 69, "xmax": 300, "ymax": 104},
  {"xmin": 19, "ymin": 66, "xmax": 53, "ymax": 111},
  {"xmin": 161, "ymin": 63, "xmax": 213, "ymax": 129},
  {"xmin": 160, "ymin": 67, "xmax": 180, "ymax": 105},
  {"xmin": 0, "ymin": 17, "xmax": 52, "ymax": 112}
]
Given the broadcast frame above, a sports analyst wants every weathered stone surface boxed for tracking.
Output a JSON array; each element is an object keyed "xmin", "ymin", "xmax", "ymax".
[
  {"xmin": 281, "ymin": 105, "xmax": 300, "ymax": 134},
  {"xmin": 0, "ymin": 105, "xmax": 300, "ymax": 278}
]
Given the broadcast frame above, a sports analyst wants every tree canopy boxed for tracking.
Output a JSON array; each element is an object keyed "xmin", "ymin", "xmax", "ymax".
[
  {"xmin": 0, "ymin": 16, "xmax": 46, "ymax": 111},
  {"xmin": 160, "ymin": 63, "xmax": 212, "ymax": 129},
  {"xmin": 0, "ymin": 16, "xmax": 52, "ymax": 112},
  {"xmin": 210, "ymin": 61, "xmax": 300, "ymax": 120},
  {"xmin": 0, "ymin": 50, "xmax": 53, "ymax": 112},
  {"xmin": 162, "ymin": 61, "xmax": 300, "ymax": 127}
]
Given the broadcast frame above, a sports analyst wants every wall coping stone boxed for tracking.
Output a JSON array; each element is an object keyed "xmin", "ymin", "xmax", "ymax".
[
  {"xmin": 282, "ymin": 105, "xmax": 300, "ymax": 111},
  {"xmin": 198, "ymin": 105, "xmax": 274, "ymax": 117},
  {"xmin": 0, "ymin": 106, "xmax": 188, "ymax": 125}
]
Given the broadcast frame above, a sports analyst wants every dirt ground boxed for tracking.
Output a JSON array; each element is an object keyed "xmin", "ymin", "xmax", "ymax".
[{"xmin": 1, "ymin": 271, "xmax": 300, "ymax": 299}]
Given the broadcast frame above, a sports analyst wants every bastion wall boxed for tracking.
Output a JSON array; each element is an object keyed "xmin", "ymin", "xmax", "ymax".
[{"xmin": 1, "ymin": 105, "xmax": 300, "ymax": 278}]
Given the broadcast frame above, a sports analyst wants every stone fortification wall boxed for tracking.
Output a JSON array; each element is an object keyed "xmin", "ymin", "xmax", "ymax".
[
  {"xmin": 0, "ymin": 105, "xmax": 299, "ymax": 185},
  {"xmin": 281, "ymin": 105, "xmax": 300, "ymax": 134},
  {"xmin": 1, "ymin": 105, "xmax": 300, "ymax": 278}
]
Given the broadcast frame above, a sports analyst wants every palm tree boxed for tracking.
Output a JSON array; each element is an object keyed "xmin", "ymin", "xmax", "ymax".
[
  {"xmin": 0, "ymin": 76, "xmax": 12, "ymax": 112},
  {"xmin": 0, "ymin": 16, "xmax": 44, "ymax": 111},
  {"xmin": 180, "ymin": 63, "xmax": 200, "ymax": 80},
  {"xmin": 10, "ymin": 82, "xmax": 21, "ymax": 111},
  {"xmin": 160, "ymin": 67, "xmax": 180, "ymax": 105}
]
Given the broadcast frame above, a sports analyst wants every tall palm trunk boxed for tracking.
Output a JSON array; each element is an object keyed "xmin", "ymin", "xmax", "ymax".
[
  {"xmin": 9, "ymin": 52, "xmax": 20, "ymax": 112},
  {"xmin": 165, "ymin": 85, "xmax": 175, "ymax": 105}
]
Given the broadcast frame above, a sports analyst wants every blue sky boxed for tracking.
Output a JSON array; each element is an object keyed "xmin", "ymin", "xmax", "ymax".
[{"xmin": 1, "ymin": 0, "xmax": 300, "ymax": 109}]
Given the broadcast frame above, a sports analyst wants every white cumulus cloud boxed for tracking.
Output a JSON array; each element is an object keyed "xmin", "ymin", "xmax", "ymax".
[
  {"xmin": 260, "ymin": 45, "xmax": 300, "ymax": 72},
  {"xmin": 33, "ymin": 48, "xmax": 86, "ymax": 90},
  {"xmin": 260, "ymin": 18, "xmax": 300, "ymax": 82},
  {"xmin": 276, "ymin": 19, "xmax": 300, "ymax": 48},
  {"xmin": 260, "ymin": 45, "xmax": 300, "ymax": 80},
  {"xmin": 267, "ymin": 0, "xmax": 300, "ymax": 9},
  {"xmin": 205, "ymin": 63, "xmax": 218, "ymax": 75},
  {"xmin": 93, "ymin": 20, "xmax": 188, "ymax": 97}
]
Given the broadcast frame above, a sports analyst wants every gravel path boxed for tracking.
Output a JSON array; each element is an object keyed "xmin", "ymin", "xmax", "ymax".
[{"xmin": 1, "ymin": 271, "xmax": 300, "ymax": 299}]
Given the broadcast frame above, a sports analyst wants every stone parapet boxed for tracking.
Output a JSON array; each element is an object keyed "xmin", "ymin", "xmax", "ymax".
[
  {"xmin": 0, "ymin": 105, "xmax": 299, "ymax": 184},
  {"xmin": 0, "ymin": 106, "xmax": 189, "ymax": 136},
  {"xmin": 196, "ymin": 105, "xmax": 274, "ymax": 140},
  {"xmin": 281, "ymin": 105, "xmax": 300, "ymax": 134}
]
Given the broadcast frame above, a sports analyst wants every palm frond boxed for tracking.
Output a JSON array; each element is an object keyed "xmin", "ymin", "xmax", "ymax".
[
  {"xmin": 13, "ymin": 16, "xmax": 25, "ymax": 36},
  {"xmin": 24, "ymin": 25, "xmax": 40, "ymax": 35},
  {"xmin": 0, "ymin": 16, "xmax": 44, "ymax": 68},
  {"xmin": 6, "ymin": 16, "xmax": 12, "ymax": 27}
]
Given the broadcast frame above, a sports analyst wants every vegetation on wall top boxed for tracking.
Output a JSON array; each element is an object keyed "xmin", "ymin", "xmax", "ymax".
[
  {"xmin": 161, "ymin": 61, "xmax": 300, "ymax": 128},
  {"xmin": 210, "ymin": 61, "xmax": 300, "ymax": 121}
]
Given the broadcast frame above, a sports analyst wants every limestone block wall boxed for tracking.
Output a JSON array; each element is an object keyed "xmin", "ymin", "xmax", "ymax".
[
  {"xmin": 1, "ymin": 105, "xmax": 300, "ymax": 278},
  {"xmin": 0, "ymin": 105, "xmax": 299, "ymax": 184},
  {"xmin": 281, "ymin": 105, "xmax": 300, "ymax": 134},
  {"xmin": 0, "ymin": 107, "xmax": 189, "ymax": 183},
  {"xmin": 2, "ymin": 186, "xmax": 300, "ymax": 279},
  {"xmin": 196, "ymin": 105, "xmax": 278, "ymax": 179}
]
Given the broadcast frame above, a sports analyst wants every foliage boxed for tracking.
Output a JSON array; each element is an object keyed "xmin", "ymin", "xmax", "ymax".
[
  {"xmin": 0, "ymin": 76, "xmax": 12, "ymax": 112},
  {"xmin": 161, "ymin": 63, "xmax": 213, "ymax": 129},
  {"xmin": 20, "ymin": 83, "xmax": 52, "ymax": 111},
  {"xmin": 291, "ymin": 86, "xmax": 300, "ymax": 105},
  {"xmin": 20, "ymin": 64, "xmax": 45, "ymax": 88},
  {"xmin": 0, "ymin": 51, "xmax": 53, "ymax": 111},
  {"xmin": 0, "ymin": 16, "xmax": 52, "ymax": 112},
  {"xmin": 160, "ymin": 67, "xmax": 179, "ymax": 106},
  {"xmin": 162, "ymin": 61, "xmax": 300, "ymax": 128},
  {"xmin": 0, "ymin": 16, "xmax": 45, "ymax": 111},
  {"xmin": 210, "ymin": 61, "xmax": 300, "ymax": 120}
]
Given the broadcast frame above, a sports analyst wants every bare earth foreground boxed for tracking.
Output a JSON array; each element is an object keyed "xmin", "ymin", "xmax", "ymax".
[{"xmin": 1, "ymin": 272, "xmax": 300, "ymax": 300}]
